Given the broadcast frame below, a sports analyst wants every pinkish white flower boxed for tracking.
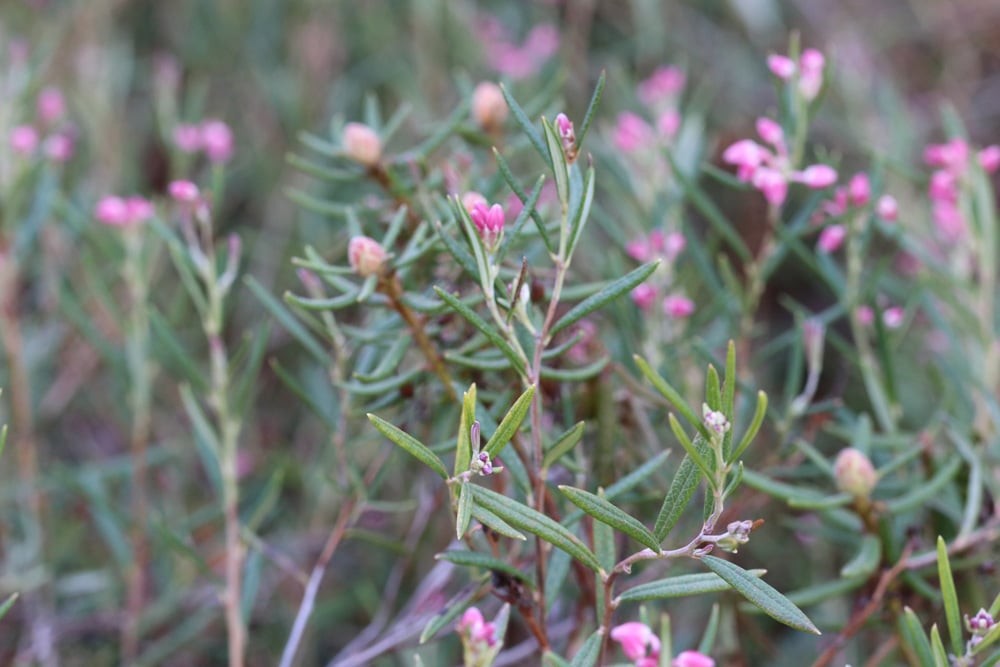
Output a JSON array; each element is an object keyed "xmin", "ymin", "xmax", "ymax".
[
  {"xmin": 752, "ymin": 167, "xmax": 789, "ymax": 206},
  {"xmin": 703, "ymin": 403, "xmax": 731, "ymax": 435},
  {"xmin": 457, "ymin": 607, "xmax": 497, "ymax": 647},
  {"xmin": 882, "ymin": 306, "xmax": 904, "ymax": 329},
  {"xmin": 722, "ymin": 139, "xmax": 767, "ymax": 181},
  {"xmin": 471, "ymin": 81, "xmax": 508, "ymax": 133},
  {"xmin": 36, "ymin": 87, "xmax": 65, "ymax": 125},
  {"xmin": 461, "ymin": 192, "xmax": 487, "ymax": 214},
  {"xmin": 173, "ymin": 124, "xmax": 203, "ymax": 153},
  {"xmin": 469, "ymin": 201, "xmax": 505, "ymax": 252},
  {"xmin": 755, "ymin": 117, "xmax": 784, "ymax": 148},
  {"xmin": 663, "ymin": 231, "xmax": 686, "ymax": 261},
  {"xmin": 614, "ymin": 112, "xmax": 654, "ymax": 153},
  {"xmin": 795, "ymin": 164, "xmax": 838, "ymax": 189},
  {"xmin": 928, "ymin": 170, "xmax": 957, "ymax": 203},
  {"xmin": 876, "ymin": 195, "xmax": 898, "ymax": 221},
  {"xmin": 656, "ymin": 110, "xmax": 681, "ymax": 139},
  {"xmin": 610, "ymin": 622, "xmax": 660, "ymax": 664},
  {"xmin": 663, "ymin": 294, "xmax": 695, "ymax": 318},
  {"xmin": 631, "ymin": 283, "xmax": 656, "ymax": 310},
  {"xmin": 169, "ymin": 180, "xmax": 201, "ymax": 203},
  {"xmin": 673, "ymin": 650, "xmax": 715, "ymax": 667},
  {"xmin": 798, "ymin": 48, "xmax": 826, "ymax": 100},
  {"xmin": 201, "ymin": 119, "xmax": 234, "ymax": 163},
  {"xmin": 817, "ymin": 224, "xmax": 846, "ymax": 253},
  {"xmin": 348, "ymin": 235, "xmax": 387, "ymax": 277},
  {"xmin": 848, "ymin": 173, "xmax": 870, "ymax": 207},
  {"xmin": 126, "ymin": 197, "xmax": 155, "ymax": 224},
  {"xmin": 43, "ymin": 132, "xmax": 73, "ymax": 162},
  {"xmin": 979, "ymin": 145, "xmax": 1000, "ymax": 173},
  {"xmin": 924, "ymin": 138, "xmax": 969, "ymax": 171},
  {"xmin": 342, "ymin": 122, "xmax": 382, "ymax": 167},
  {"xmin": 933, "ymin": 201, "xmax": 965, "ymax": 242},
  {"xmin": 94, "ymin": 196, "xmax": 129, "ymax": 226},
  {"xmin": 767, "ymin": 54, "xmax": 796, "ymax": 80},
  {"xmin": 833, "ymin": 447, "xmax": 877, "ymax": 499},
  {"xmin": 555, "ymin": 112, "xmax": 577, "ymax": 161},
  {"xmin": 10, "ymin": 125, "xmax": 38, "ymax": 155}
]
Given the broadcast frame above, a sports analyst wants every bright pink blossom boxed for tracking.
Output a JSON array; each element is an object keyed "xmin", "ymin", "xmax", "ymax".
[
  {"xmin": 663, "ymin": 231, "xmax": 686, "ymax": 261},
  {"xmin": 126, "ymin": 197, "xmax": 155, "ymax": 224},
  {"xmin": 817, "ymin": 224, "xmax": 846, "ymax": 253},
  {"xmin": 753, "ymin": 167, "xmax": 789, "ymax": 206},
  {"xmin": 928, "ymin": 170, "xmax": 957, "ymax": 203},
  {"xmin": 882, "ymin": 306, "xmax": 904, "ymax": 329},
  {"xmin": 722, "ymin": 139, "xmax": 767, "ymax": 181},
  {"xmin": 933, "ymin": 201, "xmax": 966, "ymax": 242},
  {"xmin": 469, "ymin": 202, "xmax": 505, "ymax": 250},
  {"xmin": 631, "ymin": 283, "xmax": 656, "ymax": 310},
  {"xmin": 767, "ymin": 54, "xmax": 796, "ymax": 79},
  {"xmin": 36, "ymin": 87, "xmax": 65, "ymax": 125},
  {"xmin": 10, "ymin": 125, "xmax": 38, "ymax": 155},
  {"xmin": 614, "ymin": 112, "xmax": 654, "ymax": 153},
  {"xmin": 924, "ymin": 138, "xmax": 968, "ymax": 171},
  {"xmin": 173, "ymin": 124, "xmax": 203, "ymax": 153},
  {"xmin": 201, "ymin": 119, "xmax": 234, "ymax": 163},
  {"xmin": 457, "ymin": 607, "xmax": 497, "ymax": 647},
  {"xmin": 795, "ymin": 164, "xmax": 838, "ymax": 189},
  {"xmin": 848, "ymin": 173, "xmax": 871, "ymax": 207},
  {"xmin": 799, "ymin": 49, "xmax": 826, "ymax": 100},
  {"xmin": 755, "ymin": 117, "xmax": 784, "ymax": 148},
  {"xmin": 657, "ymin": 110, "xmax": 681, "ymax": 139},
  {"xmin": 168, "ymin": 180, "xmax": 200, "ymax": 203},
  {"xmin": 876, "ymin": 195, "xmax": 898, "ymax": 221},
  {"xmin": 95, "ymin": 196, "xmax": 129, "ymax": 226},
  {"xmin": 663, "ymin": 294, "xmax": 695, "ymax": 318},
  {"xmin": 673, "ymin": 650, "xmax": 716, "ymax": 667},
  {"xmin": 979, "ymin": 145, "xmax": 1000, "ymax": 173},
  {"xmin": 611, "ymin": 622, "xmax": 660, "ymax": 664},
  {"xmin": 43, "ymin": 132, "xmax": 73, "ymax": 162}
]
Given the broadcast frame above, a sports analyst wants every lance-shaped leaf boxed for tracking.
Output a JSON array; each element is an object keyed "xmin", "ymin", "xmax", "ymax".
[
  {"xmin": 551, "ymin": 261, "xmax": 659, "ymax": 336},
  {"xmin": 543, "ymin": 421, "xmax": 585, "ymax": 469},
  {"xmin": 937, "ymin": 536, "xmax": 963, "ymax": 657},
  {"xmin": 574, "ymin": 70, "xmax": 605, "ymax": 153},
  {"xmin": 542, "ymin": 117, "xmax": 569, "ymax": 208},
  {"xmin": 484, "ymin": 385, "xmax": 536, "ymax": 458},
  {"xmin": 455, "ymin": 384, "xmax": 477, "ymax": 475},
  {"xmin": 701, "ymin": 556, "xmax": 820, "ymax": 635},
  {"xmin": 839, "ymin": 535, "xmax": 881, "ymax": 579},
  {"xmin": 0, "ymin": 593, "xmax": 18, "ymax": 621},
  {"xmin": 471, "ymin": 486, "xmax": 602, "ymax": 573},
  {"xmin": 634, "ymin": 355, "xmax": 710, "ymax": 441},
  {"xmin": 616, "ymin": 570, "xmax": 766, "ymax": 603},
  {"xmin": 435, "ymin": 287, "xmax": 527, "ymax": 375},
  {"xmin": 730, "ymin": 391, "xmax": 768, "ymax": 463},
  {"xmin": 653, "ymin": 452, "xmax": 703, "ymax": 542},
  {"xmin": 471, "ymin": 505, "xmax": 525, "ymax": 541},
  {"xmin": 419, "ymin": 582, "xmax": 482, "ymax": 644},
  {"xmin": 669, "ymin": 417, "xmax": 714, "ymax": 487},
  {"xmin": 500, "ymin": 83, "xmax": 548, "ymax": 163},
  {"xmin": 559, "ymin": 485, "xmax": 661, "ymax": 552},
  {"xmin": 899, "ymin": 607, "xmax": 935, "ymax": 666},
  {"xmin": 565, "ymin": 164, "xmax": 596, "ymax": 260},
  {"xmin": 455, "ymin": 482, "xmax": 473, "ymax": 539},
  {"xmin": 436, "ymin": 550, "xmax": 532, "ymax": 588},
  {"xmin": 569, "ymin": 630, "xmax": 603, "ymax": 667},
  {"xmin": 367, "ymin": 413, "xmax": 448, "ymax": 479}
]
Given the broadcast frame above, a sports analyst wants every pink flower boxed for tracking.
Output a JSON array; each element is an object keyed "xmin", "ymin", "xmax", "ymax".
[
  {"xmin": 36, "ymin": 87, "xmax": 65, "ymax": 125},
  {"xmin": 673, "ymin": 650, "xmax": 716, "ymax": 667},
  {"xmin": 979, "ymin": 145, "xmax": 1000, "ymax": 173},
  {"xmin": 924, "ymin": 138, "xmax": 968, "ymax": 171},
  {"xmin": 342, "ymin": 122, "xmax": 382, "ymax": 167},
  {"xmin": 753, "ymin": 167, "xmax": 789, "ymax": 206},
  {"xmin": 664, "ymin": 231, "xmax": 686, "ymax": 261},
  {"xmin": 876, "ymin": 195, "xmax": 898, "ymax": 221},
  {"xmin": 461, "ymin": 192, "xmax": 487, "ymax": 214},
  {"xmin": 168, "ymin": 180, "xmax": 200, "ymax": 203},
  {"xmin": 173, "ymin": 124, "xmax": 203, "ymax": 153},
  {"xmin": 43, "ymin": 132, "xmax": 73, "ymax": 162},
  {"xmin": 799, "ymin": 48, "xmax": 826, "ymax": 100},
  {"xmin": 795, "ymin": 164, "xmax": 838, "ymax": 189},
  {"xmin": 626, "ymin": 239, "xmax": 652, "ymax": 262},
  {"xmin": 755, "ymin": 117, "xmax": 784, "ymax": 148},
  {"xmin": 10, "ymin": 125, "xmax": 38, "ymax": 155},
  {"xmin": 611, "ymin": 622, "xmax": 660, "ymax": 663},
  {"xmin": 817, "ymin": 224, "xmax": 846, "ymax": 253},
  {"xmin": 848, "ymin": 173, "xmax": 870, "ymax": 207},
  {"xmin": 933, "ymin": 201, "xmax": 966, "ymax": 242},
  {"xmin": 767, "ymin": 54, "xmax": 796, "ymax": 80},
  {"xmin": 457, "ymin": 607, "xmax": 497, "ymax": 647},
  {"xmin": 94, "ymin": 196, "xmax": 129, "ymax": 226},
  {"xmin": 882, "ymin": 306, "xmax": 904, "ymax": 329},
  {"xmin": 856, "ymin": 305, "xmax": 874, "ymax": 326},
  {"xmin": 347, "ymin": 235, "xmax": 387, "ymax": 277},
  {"xmin": 638, "ymin": 66, "xmax": 685, "ymax": 107},
  {"xmin": 201, "ymin": 119, "xmax": 234, "ymax": 163},
  {"xmin": 523, "ymin": 24, "xmax": 560, "ymax": 60},
  {"xmin": 614, "ymin": 112, "xmax": 654, "ymax": 153},
  {"xmin": 631, "ymin": 283, "xmax": 656, "ymax": 309},
  {"xmin": 722, "ymin": 139, "xmax": 767, "ymax": 181},
  {"xmin": 928, "ymin": 170, "xmax": 957, "ymax": 203},
  {"xmin": 126, "ymin": 196, "xmax": 155, "ymax": 224},
  {"xmin": 472, "ymin": 81, "xmax": 508, "ymax": 132},
  {"xmin": 656, "ymin": 110, "xmax": 680, "ymax": 140},
  {"xmin": 663, "ymin": 294, "xmax": 695, "ymax": 318},
  {"xmin": 555, "ymin": 112, "xmax": 577, "ymax": 159},
  {"xmin": 469, "ymin": 202, "xmax": 505, "ymax": 251}
]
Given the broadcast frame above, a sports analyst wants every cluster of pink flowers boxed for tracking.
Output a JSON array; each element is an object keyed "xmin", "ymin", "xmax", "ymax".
[
  {"xmin": 468, "ymin": 199, "xmax": 505, "ymax": 252},
  {"xmin": 173, "ymin": 118, "xmax": 234, "ymax": 164},
  {"xmin": 477, "ymin": 18, "xmax": 559, "ymax": 80},
  {"xmin": 94, "ymin": 194, "xmax": 155, "ymax": 228},
  {"xmin": 611, "ymin": 622, "xmax": 715, "ymax": 667},
  {"xmin": 924, "ymin": 138, "xmax": 1000, "ymax": 242},
  {"xmin": 627, "ymin": 230, "xmax": 693, "ymax": 318},
  {"xmin": 614, "ymin": 66, "xmax": 685, "ymax": 153},
  {"xmin": 767, "ymin": 48, "xmax": 826, "ymax": 101},
  {"xmin": 9, "ymin": 86, "xmax": 74, "ymax": 162},
  {"xmin": 723, "ymin": 117, "xmax": 837, "ymax": 207},
  {"xmin": 812, "ymin": 173, "xmax": 899, "ymax": 253}
]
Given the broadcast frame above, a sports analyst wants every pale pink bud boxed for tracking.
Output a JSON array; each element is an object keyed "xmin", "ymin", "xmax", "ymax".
[
  {"xmin": 798, "ymin": 49, "xmax": 826, "ymax": 100},
  {"xmin": 817, "ymin": 224, "xmax": 846, "ymax": 253},
  {"xmin": 201, "ymin": 119, "xmax": 234, "ymax": 163},
  {"xmin": 876, "ymin": 195, "xmax": 898, "ymax": 221},
  {"xmin": 168, "ymin": 180, "xmax": 200, "ymax": 203},
  {"xmin": 664, "ymin": 231, "xmax": 686, "ymax": 261},
  {"xmin": 457, "ymin": 607, "xmax": 497, "ymax": 647},
  {"xmin": 848, "ymin": 173, "xmax": 870, "ymax": 207},
  {"xmin": 663, "ymin": 294, "xmax": 695, "ymax": 318},
  {"xmin": 471, "ymin": 81, "xmax": 508, "ymax": 133},
  {"xmin": 673, "ymin": 650, "xmax": 716, "ymax": 667},
  {"xmin": 626, "ymin": 239, "xmax": 652, "ymax": 263},
  {"xmin": 833, "ymin": 447, "xmax": 877, "ymax": 500},
  {"xmin": 855, "ymin": 305, "xmax": 874, "ymax": 326},
  {"xmin": 753, "ymin": 167, "xmax": 789, "ymax": 206},
  {"xmin": 614, "ymin": 112, "xmax": 653, "ymax": 153},
  {"xmin": 821, "ymin": 187, "xmax": 849, "ymax": 217},
  {"xmin": 126, "ymin": 196, "xmax": 155, "ymax": 225},
  {"xmin": 755, "ymin": 117, "xmax": 784, "ymax": 147},
  {"xmin": 469, "ymin": 202, "xmax": 504, "ymax": 251},
  {"xmin": 924, "ymin": 138, "xmax": 968, "ymax": 171},
  {"xmin": 94, "ymin": 196, "xmax": 129, "ymax": 226},
  {"xmin": 882, "ymin": 306, "xmax": 904, "ymax": 329},
  {"xmin": 767, "ymin": 54, "xmax": 796, "ymax": 80},
  {"xmin": 10, "ymin": 125, "xmax": 38, "ymax": 155},
  {"xmin": 555, "ymin": 112, "xmax": 578, "ymax": 161},
  {"xmin": 638, "ymin": 66, "xmax": 685, "ymax": 107},
  {"xmin": 978, "ymin": 145, "xmax": 1000, "ymax": 173},
  {"xmin": 796, "ymin": 164, "xmax": 838, "ymax": 189},
  {"xmin": 630, "ymin": 283, "xmax": 656, "ymax": 309},
  {"xmin": 36, "ymin": 87, "xmax": 65, "ymax": 125},
  {"xmin": 43, "ymin": 132, "xmax": 73, "ymax": 162},
  {"xmin": 933, "ymin": 201, "xmax": 966, "ymax": 242},
  {"xmin": 461, "ymin": 191, "xmax": 487, "ymax": 214},
  {"xmin": 656, "ymin": 110, "xmax": 681, "ymax": 139},
  {"xmin": 928, "ymin": 170, "xmax": 958, "ymax": 203},
  {"xmin": 347, "ymin": 235, "xmax": 386, "ymax": 277},
  {"xmin": 173, "ymin": 124, "xmax": 203, "ymax": 153},
  {"xmin": 722, "ymin": 139, "xmax": 768, "ymax": 181},
  {"xmin": 610, "ymin": 622, "xmax": 660, "ymax": 663},
  {"xmin": 342, "ymin": 122, "xmax": 382, "ymax": 167}
]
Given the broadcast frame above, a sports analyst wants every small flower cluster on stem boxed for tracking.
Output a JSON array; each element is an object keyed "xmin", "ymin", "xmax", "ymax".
[{"xmin": 456, "ymin": 607, "xmax": 502, "ymax": 667}]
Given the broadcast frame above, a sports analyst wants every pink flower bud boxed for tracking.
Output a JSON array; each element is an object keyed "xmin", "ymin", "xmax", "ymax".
[
  {"xmin": 722, "ymin": 139, "xmax": 767, "ymax": 181},
  {"xmin": 928, "ymin": 170, "xmax": 957, "ymax": 203},
  {"xmin": 767, "ymin": 54, "xmax": 796, "ymax": 80},
  {"xmin": 924, "ymin": 138, "xmax": 968, "ymax": 171},
  {"xmin": 43, "ymin": 132, "xmax": 73, "ymax": 162},
  {"xmin": 933, "ymin": 201, "xmax": 966, "ymax": 242},
  {"xmin": 796, "ymin": 164, "xmax": 838, "ymax": 189},
  {"xmin": 169, "ymin": 180, "xmax": 200, "ymax": 203},
  {"xmin": 614, "ymin": 112, "xmax": 653, "ymax": 153},
  {"xmin": 469, "ymin": 202, "xmax": 505, "ymax": 251},
  {"xmin": 626, "ymin": 239, "xmax": 652, "ymax": 263},
  {"xmin": 979, "ymin": 145, "xmax": 1000, "ymax": 173},
  {"xmin": 663, "ymin": 294, "xmax": 695, "ymax": 318},
  {"xmin": 201, "ymin": 119, "xmax": 234, "ymax": 164},
  {"xmin": 461, "ymin": 191, "xmax": 487, "ymax": 214},
  {"xmin": 848, "ymin": 173, "xmax": 870, "ymax": 207},
  {"xmin": 817, "ymin": 224, "xmax": 846, "ymax": 253},
  {"xmin": 457, "ymin": 607, "xmax": 497, "ymax": 647},
  {"xmin": 876, "ymin": 195, "xmax": 898, "ymax": 221},
  {"xmin": 638, "ymin": 65, "xmax": 685, "ymax": 107},
  {"xmin": 555, "ymin": 112, "xmax": 578, "ymax": 161},
  {"xmin": 798, "ymin": 49, "xmax": 826, "ymax": 100},
  {"xmin": 95, "ymin": 196, "xmax": 129, "ymax": 226},
  {"xmin": 882, "ymin": 306, "xmax": 904, "ymax": 329},
  {"xmin": 347, "ymin": 235, "xmax": 386, "ymax": 277},
  {"xmin": 656, "ymin": 110, "xmax": 681, "ymax": 139},
  {"xmin": 833, "ymin": 447, "xmax": 878, "ymax": 500},
  {"xmin": 610, "ymin": 622, "xmax": 660, "ymax": 663},
  {"xmin": 173, "ymin": 124, "xmax": 203, "ymax": 153},
  {"xmin": 664, "ymin": 231, "xmax": 686, "ymax": 261},
  {"xmin": 673, "ymin": 650, "xmax": 716, "ymax": 667},
  {"xmin": 855, "ymin": 305, "xmax": 874, "ymax": 326},
  {"xmin": 755, "ymin": 117, "xmax": 784, "ymax": 147},
  {"xmin": 10, "ymin": 125, "xmax": 38, "ymax": 155},
  {"xmin": 630, "ymin": 283, "xmax": 656, "ymax": 309},
  {"xmin": 471, "ymin": 81, "xmax": 508, "ymax": 133},
  {"xmin": 36, "ymin": 87, "xmax": 65, "ymax": 125},
  {"xmin": 753, "ymin": 167, "xmax": 789, "ymax": 206},
  {"xmin": 342, "ymin": 122, "xmax": 382, "ymax": 167},
  {"xmin": 126, "ymin": 196, "xmax": 155, "ymax": 225}
]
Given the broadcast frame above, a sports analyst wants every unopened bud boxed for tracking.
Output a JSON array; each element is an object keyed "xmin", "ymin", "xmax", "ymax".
[
  {"xmin": 471, "ymin": 82, "xmax": 508, "ymax": 134},
  {"xmin": 702, "ymin": 403, "xmax": 730, "ymax": 436},
  {"xmin": 347, "ymin": 235, "xmax": 386, "ymax": 277},
  {"xmin": 833, "ymin": 448, "xmax": 877, "ymax": 500},
  {"xmin": 342, "ymin": 122, "xmax": 382, "ymax": 167},
  {"xmin": 554, "ymin": 113, "xmax": 577, "ymax": 163},
  {"xmin": 469, "ymin": 202, "xmax": 504, "ymax": 253}
]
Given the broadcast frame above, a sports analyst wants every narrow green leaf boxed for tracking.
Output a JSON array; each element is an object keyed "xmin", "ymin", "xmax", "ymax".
[
  {"xmin": 337, "ymin": 367, "xmax": 425, "ymax": 397},
  {"xmin": 885, "ymin": 457, "xmax": 962, "ymax": 513},
  {"xmin": 568, "ymin": 630, "xmax": 603, "ymax": 667},
  {"xmin": 543, "ymin": 422, "xmax": 585, "ymax": 469},
  {"xmin": 705, "ymin": 366, "xmax": 722, "ymax": 412},
  {"xmin": 566, "ymin": 165, "xmax": 595, "ymax": 259},
  {"xmin": 653, "ymin": 451, "xmax": 703, "ymax": 542},
  {"xmin": 500, "ymin": 83, "xmax": 548, "ymax": 163},
  {"xmin": 937, "ymin": 536, "xmax": 964, "ymax": 657},
  {"xmin": 542, "ymin": 118, "xmax": 569, "ymax": 207},
  {"xmin": 244, "ymin": 276, "xmax": 327, "ymax": 363},
  {"xmin": 722, "ymin": 341, "xmax": 737, "ymax": 459},
  {"xmin": 617, "ymin": 570, "xmax": 765, "ymax": 603},
  {"xmin": 900, "ymin": 606, "xmax": 935, "ymax": 666},
  {"xmin": 455, "ymin": 384, "xmax": 477, "ymax": 476},
  {"xmin": 496, "ymin": 175, "xmax": 545, "ymax": 265},
  {"xmin": 0, "ymin": 593, "xmax": 18, "ymax": 620},
  {"xmin": 701, "ymin": 556, "xmax": 820, "ymax": 634},
  {"xmin": 634, "ymin": 355, "xmax": 709, "ymax": 440},
  {"xmin": 434, "ymin": 219, "xmax": 480, "ymax": 280},
  {"xmin": 179, "ymin": 385, "xmax": 222, "ymax": 493},
  {"xmin": 419, "ymin": 583, "xmax": 481, "ymax": 644},
  {"xmin": 551, "ymin": 261, "xmax": 659, "ymax": 336},
  {"xmin": 669, "ymin": 416, "xmax": 714, "ymax": 487},
  {"xmin": 435, "ymin": 287, "xmax": 527, "ymax": 375},
  {"xmin": 484, "ymin": 385, "xmax": 536, "ymax": 458},
  {"xmin": 456, "ymin": 482, "xmax": 473, "ymax": 539},
  {"xmin": 730, "ymin": 391, "xmax": 767, "ymax": 463},
  {"xmin": 367, "ymin": 413, "xmax": 449, "ymax": 479},
  {"xmin": 559, "ymin": 485, "xmax": 661, "ymax": 552},
  {"xmin": 929, "ymin": 625, "xmax": 950, "ymax": 667},
  {"xmin": 540, "ymin": 356, "xmax": 609, "ymax": 381},
  {"xmin": 698, "ymin": 603, "xmax": 721, "ymax": 655},
  {"xmin": 471, "ymin": 505, "xmax": 526, "ymax": 541},
  {"xmin": 436, "ymin": 550, "xmax": 531, "ymax": 587},
  {"xmin": 471, "ymin": 486, "xmax": 603, "ymax": 573},
  {"xmin": 543, "ymin": 652, "xmax": 571, "ymax": 667},
  {"xmin": 493, "ymin": 148, "xmax": 554, "ymax": 253},
  {"xmin": 353, "ymin": 335, "xmax": 412, "ymax": 382},
  {"xmin": 574, "ymin": 70, "xmax": 605, "ymax": 153},
  {"xmin": 840, "ymin": 535, "xmax": 882, "ymax": 579}
]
